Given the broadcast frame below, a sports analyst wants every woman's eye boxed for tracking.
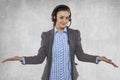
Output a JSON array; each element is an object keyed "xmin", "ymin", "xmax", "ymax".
[
  {"xmin": 66, "ymin": 17, "xmax": 69, "ymax": 20},
  {"xmin": 60, "ymin": 16, "xmax": 64, "ymax": 19},
  {"xmin": 60, "ymin": 16, "xmax": 69, "ymax": 20}
]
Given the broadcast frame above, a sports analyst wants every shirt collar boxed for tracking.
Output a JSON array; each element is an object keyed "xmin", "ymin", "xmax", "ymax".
[{"xmin": 54, "ymin": 27, "xmax": 67, "ymax": 34}]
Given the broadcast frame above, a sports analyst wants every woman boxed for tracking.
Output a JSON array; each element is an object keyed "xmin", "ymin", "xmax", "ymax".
[{"xmin": 2, "ymin": 4, "xmax": 118, "ymax": 80}]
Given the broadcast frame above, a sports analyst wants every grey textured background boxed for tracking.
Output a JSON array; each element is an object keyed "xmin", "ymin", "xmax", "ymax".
[{"xmin": 0, "ymin": 0, "xmax": 120, "ymax": 80}]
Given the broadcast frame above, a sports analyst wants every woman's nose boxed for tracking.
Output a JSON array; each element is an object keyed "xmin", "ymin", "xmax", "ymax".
[{"xmin": 63, "ymin": 18, "xmax": 67, "ymax": 22}]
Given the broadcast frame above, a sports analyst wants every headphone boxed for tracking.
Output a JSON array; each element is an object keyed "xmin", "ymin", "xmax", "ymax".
[{"xmin": 51, "ymin": 5, "xmax": 72, "ymax": 26}]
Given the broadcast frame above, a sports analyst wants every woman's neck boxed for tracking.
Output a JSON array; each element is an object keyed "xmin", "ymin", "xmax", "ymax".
[{"xmin": 55, "ymin": 27, "xmax": 65, "ymax": 32}]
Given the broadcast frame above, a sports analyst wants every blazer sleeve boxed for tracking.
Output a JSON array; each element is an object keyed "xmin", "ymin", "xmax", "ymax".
[
  {"xmin": 75, "ymin": 30, "xmax": 98, "ymax": 63},
  {"xmin": 23, "ymin": 32, "xmax": 47, "ymax": 64}
]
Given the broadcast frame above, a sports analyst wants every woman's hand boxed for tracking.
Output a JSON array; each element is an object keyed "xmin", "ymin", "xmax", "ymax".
[
  {"xmin": 98, "ymin": 56, "xmax": 118, "ymax": 68},
  {"xmin": 2, "ymin": 56, "xmax": 22, "ymax": 63}
]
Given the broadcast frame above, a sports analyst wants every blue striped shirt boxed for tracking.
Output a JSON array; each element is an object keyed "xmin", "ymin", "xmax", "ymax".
[{"xmin": 49, "ymin": 27, "xmax": 72, "ymax": 80}]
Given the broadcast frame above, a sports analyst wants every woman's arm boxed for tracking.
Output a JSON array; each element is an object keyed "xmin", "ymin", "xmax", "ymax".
[{"xmin": 2, "ymin": 56, "xmax": 23, "ymax": 63}]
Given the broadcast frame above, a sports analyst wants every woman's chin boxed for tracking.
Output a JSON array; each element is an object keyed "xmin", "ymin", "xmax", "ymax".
[{"xmin": 61, "ymin": 25, "xmax": 67, "ymax": 28}]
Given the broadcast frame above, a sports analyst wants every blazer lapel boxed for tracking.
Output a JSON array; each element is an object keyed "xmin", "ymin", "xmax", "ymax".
[
  {"xmin": 67, "ymin": 28, "xmax": 74, "ymax": 51},
  {"xmin": 48, "ymin": 29, "xmax": 54, "ymax": 58}
]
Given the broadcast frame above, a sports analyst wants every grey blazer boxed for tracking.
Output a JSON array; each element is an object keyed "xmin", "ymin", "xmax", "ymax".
[{"xmin": 24, "ymin": 27, "xmax": 98, "ymax": 80}]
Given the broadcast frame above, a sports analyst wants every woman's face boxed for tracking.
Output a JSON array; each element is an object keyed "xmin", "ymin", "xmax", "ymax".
[{"xmin": 55, "ymin": 11, "xmax": 70, "ymax": 31}]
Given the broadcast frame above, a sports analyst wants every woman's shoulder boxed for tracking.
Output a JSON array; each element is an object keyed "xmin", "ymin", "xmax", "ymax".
[
  {"xmin": 41, "ymin": 28, "xmax": 54, "ymax": 36},
  {"xmin": 68, "ymin": 27, "xmax": 80, "ymax": 33}
]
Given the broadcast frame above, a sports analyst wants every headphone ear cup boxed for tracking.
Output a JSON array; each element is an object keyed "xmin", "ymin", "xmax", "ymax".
[
  {"xmin": 69, "ymin": 18, "xmax": 71, "ymax": 21},
  {"xmin": 52, "ymin": 16, "xmax": 56, "ymax": 22}
]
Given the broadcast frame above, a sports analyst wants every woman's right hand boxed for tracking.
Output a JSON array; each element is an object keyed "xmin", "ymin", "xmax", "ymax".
[{"xmin": 2, "ymin": 56, "xmax": 22, "ymax": 63}]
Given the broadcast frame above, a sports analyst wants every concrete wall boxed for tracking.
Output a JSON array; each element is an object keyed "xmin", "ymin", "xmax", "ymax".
[{"xmin": 0, "ymin": 0, "xmax": 120, "ymax": 80}]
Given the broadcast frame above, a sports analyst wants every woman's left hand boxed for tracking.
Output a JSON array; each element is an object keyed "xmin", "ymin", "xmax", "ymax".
[{"xmin": 98, "ymin": 56, "xmax": 118, "ymax": 68}]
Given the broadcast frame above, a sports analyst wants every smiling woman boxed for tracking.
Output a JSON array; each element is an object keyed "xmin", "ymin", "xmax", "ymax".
[{"xmin": 1, "ymin": 4, "xmax": 118, "ymax": 80}]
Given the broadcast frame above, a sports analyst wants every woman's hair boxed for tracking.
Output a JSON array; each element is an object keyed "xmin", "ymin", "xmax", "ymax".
[{"xmin": 51, "ymin": 4, "xmax": 72, "ymax": 27}]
